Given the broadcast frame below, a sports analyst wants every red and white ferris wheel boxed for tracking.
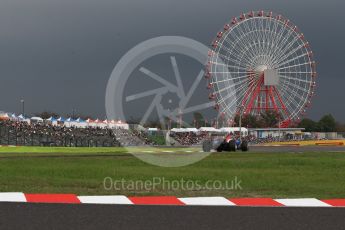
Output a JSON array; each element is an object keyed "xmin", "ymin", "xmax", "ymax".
[{"xmin": 206, "ymin": 10, "xmax": 316, "ymax": 127}]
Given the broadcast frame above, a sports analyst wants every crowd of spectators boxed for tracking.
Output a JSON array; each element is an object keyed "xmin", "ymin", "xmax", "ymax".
[
  {"xmin": 0, "ymin": 120, "xmax": 119, "ymax": 147},
  {"xmin": 0, "ymin": 119, "xmax": 316, "ymax": 147},
  {"xmin": 242, "ymin": 134, "xmax": 312, "ymax": 144},
  {"xmin": 169, "ymin": 131, "xmax": 208, "ymax": 146},
  {"xmin": 112, "ymin": 128, "xmax": 154, "ymax": 146},
  {"xmin": 0, "ymin": 120, "xmax": 158, "ymax": 147},
  {"xmin": 170, "ymin": 131, "xmax": 309, "ymax": 146}
]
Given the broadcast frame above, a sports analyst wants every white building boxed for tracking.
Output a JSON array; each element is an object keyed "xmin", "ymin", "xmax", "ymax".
[{"xmin": 249, "ymin": 128, "xmax": 305, "ymax": 139}]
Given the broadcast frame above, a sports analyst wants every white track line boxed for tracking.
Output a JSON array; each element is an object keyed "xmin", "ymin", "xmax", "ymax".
[
  {"xmin": 275, "ymin": 198, "xmax": 331, "ymax": 207},
  {"xmin": 178, "ymin": 197, "xmax": 236, "ymax": 206},
  {"xmin": 0, "ymin": 192, "xmax": 27, "ymax": 202},
  {"xmin": 78, "ymin": 195, "xmax": 133, "ymax": 204}
]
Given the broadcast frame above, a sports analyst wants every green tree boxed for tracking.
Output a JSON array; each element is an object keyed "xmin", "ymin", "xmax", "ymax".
[
  {"xmin": 233, "ymin": 113, "xmax": 263, "ymax": 128},
  {"xmin": 336, "ymin": 122, "xmax": 345, "ymax": 132},
  {"xmin": 242, "ymin": 114, "xmax": 261, "ymax": 128},
  {"xmin": 193, "ymin": 112, "xmax": 204, "ymax": 128},
  {"xmin": 145, "ymin": 119, "xmax": 163, "ymax": 129},
  {"xmin": 66, "ymin": 113, "xmax": 94, "ymax": 120},
  {"xmin": 298, "ymin": 118, "xmax": 319, "ymax": 132},
  {"xmin": 260, "ymin": 111, "xmax": 282, "ymax": 127},
  {"xmin": 34, "ymin": 111, "xmax": 60, "ymax": 119},
  {"xmin": 318, "ymin": 114, "xmax": 336, "ymax": 132}
]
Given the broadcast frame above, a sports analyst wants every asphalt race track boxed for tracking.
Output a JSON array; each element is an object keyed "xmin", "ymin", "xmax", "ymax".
[{"xmin": 1, "ymin": 202, "xmax": 345, "ymax": 230}]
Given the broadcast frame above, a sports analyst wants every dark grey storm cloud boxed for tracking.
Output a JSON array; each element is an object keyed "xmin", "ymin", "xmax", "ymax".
[{"xmin": 0, "ymin": 0, "xmax": 344, "ymax": 121}]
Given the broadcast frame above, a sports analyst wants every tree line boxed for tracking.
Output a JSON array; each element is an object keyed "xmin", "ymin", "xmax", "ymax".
[
  {"xmin": 297, "ymin": 114, "xmax": 341, "ymax": 132},
  {"xmin": 234, "ymin": 112, "xmax": 341, "ymax": 132},
  {"xmin": 33, "ymin": 111, "xmax": 343, "ymax": 132}
]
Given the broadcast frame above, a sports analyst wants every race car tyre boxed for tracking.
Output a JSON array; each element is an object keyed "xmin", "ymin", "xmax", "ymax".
[
  {"xmin": 241, "ymin": 140, "xmax": 249, "ymax": 152},
  {"xmin": 202, "ymin": 140, "xmax": 212, "ymax": 152},
  {"xmin": 228, "ymin": 140, "xmax": 236, "ymax": 152},
  {"xmin": 216, "ymin": 142, "xmax": 226, "ymax": 152}
]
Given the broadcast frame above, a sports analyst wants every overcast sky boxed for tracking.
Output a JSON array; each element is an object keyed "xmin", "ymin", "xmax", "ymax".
[{"xmin": 0, "ymin": 0, "xmax": 344, "ymax": 122}]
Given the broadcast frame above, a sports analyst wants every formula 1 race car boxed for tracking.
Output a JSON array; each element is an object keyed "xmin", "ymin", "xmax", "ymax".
[{"xmin": 202, "ymin": 133, "xmax": 249, "ymax": 152}]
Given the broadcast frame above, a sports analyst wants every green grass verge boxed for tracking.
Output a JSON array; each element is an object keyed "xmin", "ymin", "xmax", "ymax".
[
  {"xmin": 0, "ymin": 147, "xmax": 344, "ymax": 198},
  {"xmin": 0, "ymin": 146, "xmax": 126, "ymax": 154}
]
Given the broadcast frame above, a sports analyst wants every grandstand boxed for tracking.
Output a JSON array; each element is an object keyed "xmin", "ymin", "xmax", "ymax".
[
  {"xmin": 0, "ymin": 112, "xmax": 155, "ymax": 147},
  {"xmin": 0, "ymin": 111, "xmax": 325, "ymax": 147},
  {"xmin": 0, "ymin": 120, "xmax": 120, "ymax": 147}
]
